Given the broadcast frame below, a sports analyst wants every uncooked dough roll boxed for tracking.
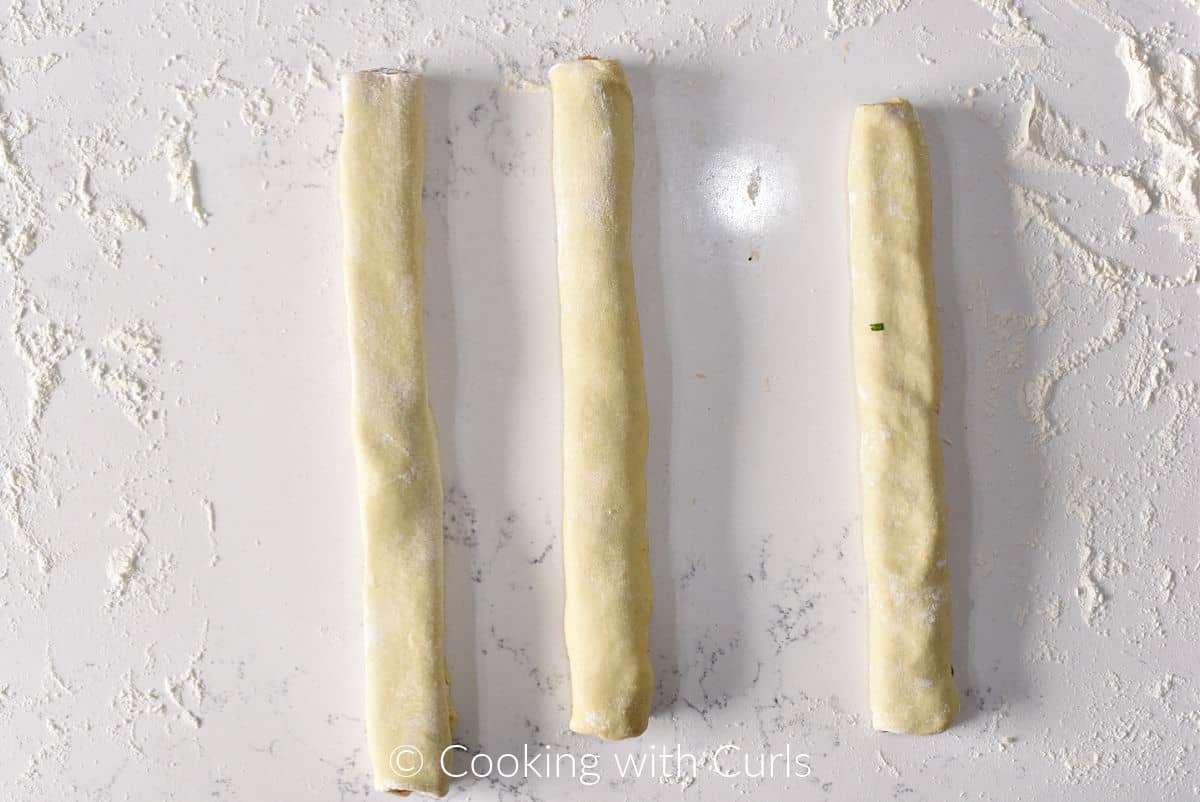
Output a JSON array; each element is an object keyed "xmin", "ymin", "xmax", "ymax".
[
  {"xmin": 340, "ymin": 69, "xmax": 455, "ymax": 795},
  {"xmin": 549, "ymin": 57, "xmax": 654, "ymax": 740},
  {"xmin": 847, "ymin": 99, "xmax": 959, "ymax": 735}
]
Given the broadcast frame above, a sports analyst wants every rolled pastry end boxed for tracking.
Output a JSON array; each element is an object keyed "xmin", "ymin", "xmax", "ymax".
[
  {"xmin": 568, "ymin": 662, "xmax": 653, "ymax": 740},
  {"xmin": 548, "ymin": 56, "xmax": 631, "ymax": 91}
]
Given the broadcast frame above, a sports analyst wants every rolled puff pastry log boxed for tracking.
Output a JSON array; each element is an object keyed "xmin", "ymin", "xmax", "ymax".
[
  {"xmin": 847, "ymin": 99, "xmax": 958, "ymax": 735},
  {"xmin": 549, "ymin": 58, "xmax": 654, "ymax": 740},
  {"xmin": 340, "ymin": 69, "xmax": 455, "ymax": 795}
]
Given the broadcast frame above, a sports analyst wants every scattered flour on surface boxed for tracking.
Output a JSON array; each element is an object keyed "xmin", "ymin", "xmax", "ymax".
[
  {"xmin": 1021, "ymin": 307, "xmax": 1127, "ymax": 444},
  {"xmin": 153, "ymin": 121, "xmax": 207, "ymax": 226},
  {"xmin": 201, "ymin": 497, "xmax": 219, "ymax": 566},
  {"xmin": 82, "ymin": 321, "xmax": 164, "ymax": 431},
  {"xmin": 1116, "ymin": 35, "xmax": 1200, "ymax": 242},
  {"xmin": 104, "ymin": 320, "xmax": 161, "ymax": 368},
  {"xmin": 825, "ymin": 0, "xmax": 911, "ymax": 39},
  {"xmin": 970, "ymin": 0, "xmax": 1045, "ymax": 48},
  {"xmin": 11, "ymin": 308, "xmax": 77, "ymax": 428},
  {"xmin": 105, "ymin": 498, "xmax": 174, "ymax": 613},
  {"xmin": 163, "ymin": 622, "xmax": 208, "ymax": 728}
]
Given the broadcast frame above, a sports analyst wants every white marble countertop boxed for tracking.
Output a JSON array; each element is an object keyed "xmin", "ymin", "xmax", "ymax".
[{"xmin": 2, "ymin": 0, "xmax": 1199, "ymax": 799}]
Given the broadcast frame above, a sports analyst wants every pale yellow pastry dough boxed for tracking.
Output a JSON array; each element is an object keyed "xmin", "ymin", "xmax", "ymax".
[
  {"xmin": 340, "ymin": 69, "xmax": 455, "ymax": 795},
  {"xmin": 847, "ymin": 99, "xmax": 959, "ymax": 735},
  {"xmin": 549, "ymin": 57, "xmax": 654, "ymax": 740}
]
